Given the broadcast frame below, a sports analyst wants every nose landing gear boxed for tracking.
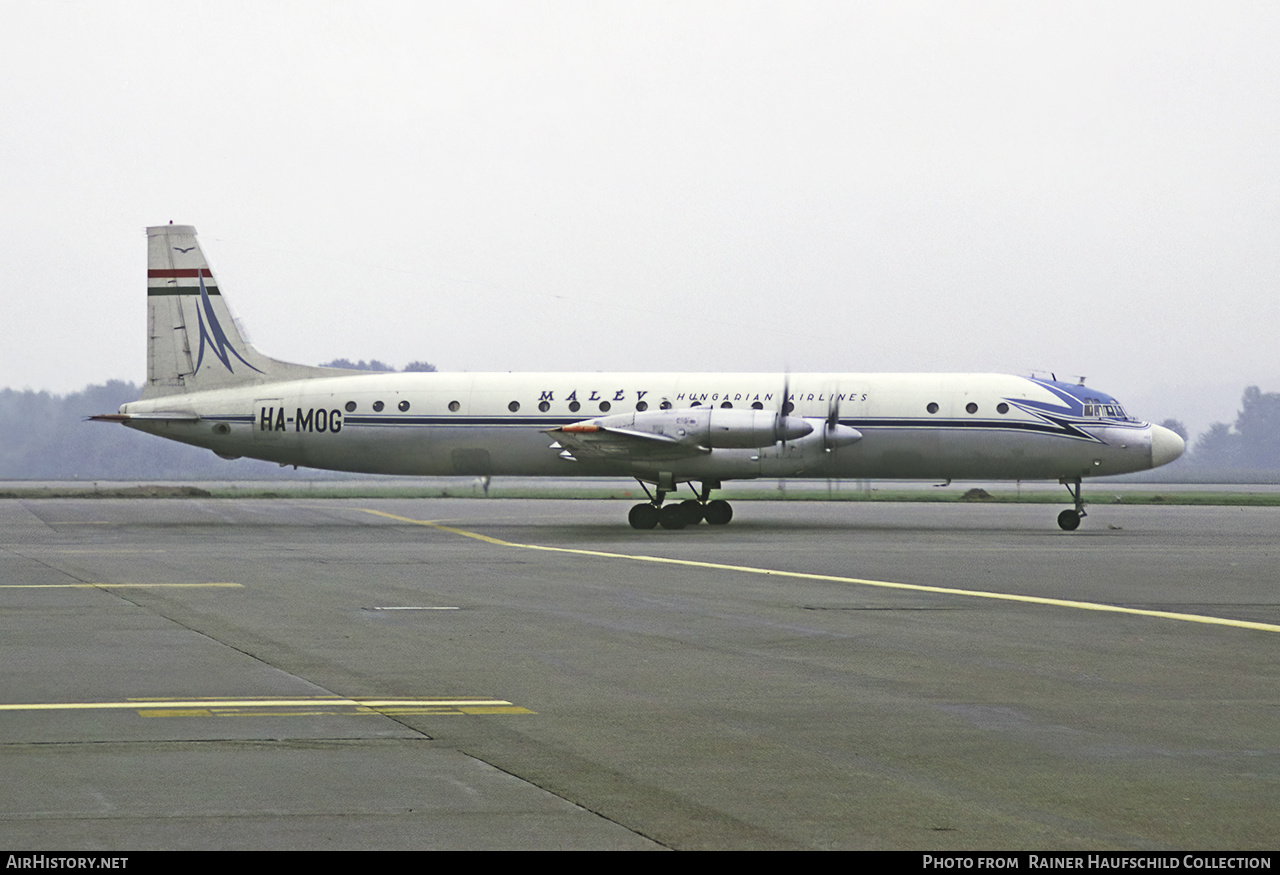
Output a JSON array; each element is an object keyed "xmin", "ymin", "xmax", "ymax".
[{"xmin": 1057, "ymin": 477, "xmax": 1087, "ymax": 530}]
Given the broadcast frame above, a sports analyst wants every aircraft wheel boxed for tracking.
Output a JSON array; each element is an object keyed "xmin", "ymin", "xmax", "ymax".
[
  {"xmin": 679, "ymin": 499, "xmax": 704, "ymax": 525},
  {"xmin": 629, "ymin": 503, "xmax": 659, "ymax": 530},
  {"xmin": 703, "ymin": 499, "xmax": 733, "ymax": 526},
  {"xmin": 1057, "ymin": 509, "xmax": 1081, "ymax": 531},
  {"xmin": 658, "ymin": 504, "xmax": 689, "ymax": 530}
]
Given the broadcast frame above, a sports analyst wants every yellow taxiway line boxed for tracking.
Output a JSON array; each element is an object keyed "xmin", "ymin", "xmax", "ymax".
[
  {"xmin": 356, "ymin": 508, "xmax": 1280, "ymax": 636},
  {"xmin": 0, "ymin": 696, "xmax": 531, "ymax": 716},
  {"xmin": 0, "ymin": 583, "xmax": 242, "ymax": 589}
]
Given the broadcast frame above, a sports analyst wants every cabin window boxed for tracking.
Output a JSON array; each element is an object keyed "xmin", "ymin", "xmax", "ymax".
[
  {"xmin": 996, "ymin": 402, "xmax": 1009, "ymax": 415},
  {"xmin": 720, "ymin": 401, "xmax": 732, "ymax": 408},
  {"xmin": 782, "ymin": 401, "xmax": 794, "ymax": 414},
  {"xmin": 599, "ymin": 401, "xmax": 611, "ymax": 412},
  {"xmin": 927, "ymin": 402, "xmax": 939, "ymax": 414},
  {"xmin": 344, "ymin": 401, "xmax": 356, "ymax": 413},
  {"xmin": 448, "ymin": 400, "xmax": 460, "ymax": 412},
  {"xmin": 659, "ymin": 400, "xmax": 672, "ymax": 410},
  {"xmin": 751, "ymin": 401, "xmax": 764, "ymax": 410},
  {"xmin": 965, "ymin": 402, "xmax": 978, "ymax": 414},
  {"xmin": 569, "ymin": 400, "xmax": 581, "ymax": 412},
  {"xmin": 373, "ymin": 401, "xmax": 384, "ymax": 412},
  {"xmin": 636, "ymin": 401, "xmax": 648, "ymax": 412},
  {"xmin": 538, "ymin": 400, "xmax": 550, "ymax": 413},
  {"xmin": 508, "ymin": 401, "xmax": 520, "ymax": 412},
  {"xmin": 398, "ymin": 400, "xmax": 411, "ymax": 412}
]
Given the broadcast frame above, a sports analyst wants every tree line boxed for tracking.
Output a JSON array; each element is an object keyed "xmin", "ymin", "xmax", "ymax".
[
  {"xmin": 318, "ymin": 359, "xmax": 436, "ymax": 372},
  {"xmin": 1165, "ymin": 385, "xmax": 1280, "ymax": 473}
]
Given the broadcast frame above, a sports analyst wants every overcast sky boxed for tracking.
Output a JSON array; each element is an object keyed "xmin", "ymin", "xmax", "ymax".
[{"xmin": 2, "ymin": 1, "xmax": 1277, "ymax": 438}]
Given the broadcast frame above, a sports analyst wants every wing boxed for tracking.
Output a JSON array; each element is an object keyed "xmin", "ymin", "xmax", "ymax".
[{"xmin": 545, "ymin": 423, "xmax": 708, "ymax": 462}]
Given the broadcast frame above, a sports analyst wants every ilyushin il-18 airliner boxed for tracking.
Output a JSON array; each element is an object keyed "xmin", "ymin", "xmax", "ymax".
[{"xmin": 93, "ymin": 224, "xmax": 1185, "ymax": 530}]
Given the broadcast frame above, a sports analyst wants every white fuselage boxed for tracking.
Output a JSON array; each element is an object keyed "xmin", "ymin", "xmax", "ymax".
[{"xmin": 120, "ymin": 371, "xmax": 1169, "ymax": 483}]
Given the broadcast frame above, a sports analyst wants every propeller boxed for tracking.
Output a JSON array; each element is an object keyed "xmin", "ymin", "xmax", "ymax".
[
  {"xmin": 821, "ymin": 385, "xmax": 862, "ymax": 452},
  {"xmin": 824, "ymin": 391, "xmax": 840, "ymax": 453},
  {"xmin": 771, "ymin": 371, "xmax": 819, "ymax": 447},
  {"xmin": 774, "ymin": 371, "xmax": 812, "ymax": 447}
]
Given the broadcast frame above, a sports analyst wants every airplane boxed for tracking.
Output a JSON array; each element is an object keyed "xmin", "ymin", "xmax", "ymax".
[{"xmin": 92, "ymin": 224, "xmax": 1186, "ymax": 530}]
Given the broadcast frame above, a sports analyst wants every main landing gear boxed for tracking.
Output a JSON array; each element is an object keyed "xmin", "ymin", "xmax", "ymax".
[
  {"xmin": 1057, "ymin": 477, "xmax": 1087, "ymax": 531},
  {"xmin": 628, "ymin": 480, "xmax": 734, "ymax": 530}
]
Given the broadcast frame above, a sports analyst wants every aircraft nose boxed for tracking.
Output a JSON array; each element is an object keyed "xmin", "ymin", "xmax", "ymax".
[{"xmin": 1150, "ymin": 424, "xmax": 1186, "ymax": 468}]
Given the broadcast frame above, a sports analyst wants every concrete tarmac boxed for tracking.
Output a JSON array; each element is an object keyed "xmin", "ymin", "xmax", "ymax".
[{"xmin": 1, "ymin": 498, "xmax": 1277, "ymax": 850}]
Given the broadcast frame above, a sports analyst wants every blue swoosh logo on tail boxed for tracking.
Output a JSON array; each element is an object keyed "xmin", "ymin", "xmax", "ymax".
[{"xmin": 194, "ymin": 273, "xmax": 263, "ymax": 375}]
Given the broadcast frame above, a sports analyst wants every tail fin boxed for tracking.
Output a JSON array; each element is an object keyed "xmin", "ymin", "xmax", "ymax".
[{"xmin": 143, "ymin": 224, "xmax": 336, "ymax": 398}]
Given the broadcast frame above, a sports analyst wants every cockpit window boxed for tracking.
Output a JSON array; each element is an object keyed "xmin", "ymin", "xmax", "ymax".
[{"xmin": 1082, "ymin": 398, "xmax": 1131, "ymax": 421}]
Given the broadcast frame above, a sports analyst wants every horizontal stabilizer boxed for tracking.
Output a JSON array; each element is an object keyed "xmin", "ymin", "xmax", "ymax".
[{"xmin": 89, "ymin": 412, "xmax": 201, "ymax": 423}]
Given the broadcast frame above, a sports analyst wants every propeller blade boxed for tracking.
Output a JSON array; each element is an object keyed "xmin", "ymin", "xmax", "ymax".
[
  {"xmin": 777, "ymin": 371, "xmax": 792, "ymax": 447},
  {"xmin": 825, "ymin": 390, "xmax": 840, "ymax": 452}
]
